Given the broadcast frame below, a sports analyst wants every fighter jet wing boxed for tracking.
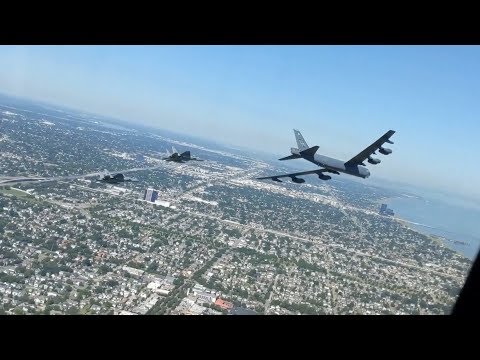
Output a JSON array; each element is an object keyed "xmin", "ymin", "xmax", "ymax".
[
  {"xmin": 344, "ymin": 130, "xmax": 395, "ymax": 166},
  {"xmin": 257, "ymin": 168, "xmax": 331, "ymax": 181}
]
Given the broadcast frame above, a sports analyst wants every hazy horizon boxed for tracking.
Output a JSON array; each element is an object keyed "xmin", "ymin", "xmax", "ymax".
[
  {"xmin": 3, "ymin": 90, "xmax": 480, "ymax": 209},
  {"xmin": 1, "ymin": 45, "xmax": 479, "ymax": 202}
]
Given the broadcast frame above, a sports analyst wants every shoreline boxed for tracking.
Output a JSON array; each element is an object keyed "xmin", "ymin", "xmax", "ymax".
[
  {"xmin": 395, "ymin": 218, "xmax": 445, "ymax": 246},
  {"xmin": 378, "ymin": 195, "xmax": 474, "ymax": 260}
]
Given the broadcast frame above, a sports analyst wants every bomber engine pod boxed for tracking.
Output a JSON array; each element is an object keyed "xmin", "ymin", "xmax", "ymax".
[
  {"xmin": 379, "ymin": 147, "xmax": 392, "ymax": 155},
  {"xmin": 272, "ymin": 177, "xmax": 282, "ymax": 182},
  {"xmin": 368, "ymin": 156, "xmax": 381, "ymax": 164},
  {"xmin": 318, "ymin": 174, "xmax": 332, "ymax": 180},
  {"xmin": 291, "ymin": 176, "xmax": 305, "ymax": 183}
]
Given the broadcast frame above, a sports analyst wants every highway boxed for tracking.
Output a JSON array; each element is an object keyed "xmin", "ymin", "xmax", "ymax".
[
  {"xmin": 264, "ymin": 274, "xmax": 279, "ymax": 314},
  {"xmin": 177, "ymin": 207, "xmax": 464, "ymax": 281},
  {"xmin": 1, "ymin": 158, "xmax": 464, "ymax": 281},
  {"xmin": 0, "ymin": 165, "xmax": 165, "ymax": 187}
]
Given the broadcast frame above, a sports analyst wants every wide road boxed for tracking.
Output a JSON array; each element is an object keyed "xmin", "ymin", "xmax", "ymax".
[
  {"xmin": 4, "ymin": 163, "xmax": 464, "ymax": 281},
  {"xmin": 177, "ymin": 208, "xmax": 464, "ymax": 281},
  {"xmin": 0, "ymin": 165, "xmax": 165, "ymax": 187},
  {"xmin": 264, "ymin": 274, "xmax": 279, "ymax": 314}
]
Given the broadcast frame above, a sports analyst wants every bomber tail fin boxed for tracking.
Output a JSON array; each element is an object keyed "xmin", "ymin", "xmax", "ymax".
[
  {"xmin": 294, "ymin": 129, "xmax": 309, "ymax": 151},
  {"xmin": 280, "ymin": 129, "xmax": 318, "ymax": 160}
]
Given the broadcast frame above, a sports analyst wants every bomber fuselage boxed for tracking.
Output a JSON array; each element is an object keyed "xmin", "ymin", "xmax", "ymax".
[{"xmin": 291, "ymin": 148, "xmax": 370, "ymax": 179}]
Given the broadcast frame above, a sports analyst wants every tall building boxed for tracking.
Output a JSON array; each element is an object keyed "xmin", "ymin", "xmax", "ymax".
[
  {"xmin": 151, "ymin": 190, "xmax": 159, "ymax": 202},
  {"xmin": 144, "ymin": 188, "xmax": 153, "ymax": 201},
  {"xmin": 143, "ymin": 188, "xmax": 159, "ymax": 203},
  {"xmin": 380, "ymin": 204, "xmax": 387, "ymax": 213},
  {"xmin": 379, "ymin": 203, "xmax": 394, "ymax": 216}
]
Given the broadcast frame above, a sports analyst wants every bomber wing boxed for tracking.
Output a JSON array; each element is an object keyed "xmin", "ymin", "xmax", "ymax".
[
  {"xmin": 257, "ymin": 168, "xmax": 337, "ymax": 182},
  {"xmin": 344, "ymin": 130, "xmax": 395, "ymax": 166}
]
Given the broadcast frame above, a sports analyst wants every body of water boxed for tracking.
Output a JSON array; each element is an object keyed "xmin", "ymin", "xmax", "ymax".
[
  {"xmin": 99, "ymin": 121, "xmax": 135, "ymax": 132},
  {"xmin": 385, "ymin": 195, "xmax": 480, "ymax": 259}
]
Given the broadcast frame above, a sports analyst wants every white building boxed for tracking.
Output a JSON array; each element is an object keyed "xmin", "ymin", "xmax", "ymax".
[{"xmin": 155, "ymin": 200, "xmax": 171, "ymax": 208}]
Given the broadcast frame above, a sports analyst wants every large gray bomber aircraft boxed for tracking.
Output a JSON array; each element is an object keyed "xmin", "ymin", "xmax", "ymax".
[{"xmin": 257, "ymin": 129, "xmax": 395, "ymax": 183}]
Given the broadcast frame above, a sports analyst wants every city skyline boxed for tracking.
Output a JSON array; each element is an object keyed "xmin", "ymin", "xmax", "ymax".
[{"xmin": 0, "ymin": 45, "xmax": 479, "ymax": 200}]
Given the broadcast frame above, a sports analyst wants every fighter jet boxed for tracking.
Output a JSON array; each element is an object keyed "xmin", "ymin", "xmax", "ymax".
[
  {"xmin": 0, "ymin": 167, "xmax": 144, "ymax": 187},
  {"xmin": 163, "ymin": 147, "xmax": 203, "ymax": 163},
  {"xmin": 257, "ymin": 129, "xmax": 395, "ymax": 183},
  {"xmin": 96, "ymin": 172, "xmax": 137, "ymax": 184}
]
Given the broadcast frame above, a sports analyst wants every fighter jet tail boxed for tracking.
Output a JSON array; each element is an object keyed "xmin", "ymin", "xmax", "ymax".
[{"xmin": 98, "ymin": 169, "xmax": 109, "ymax": 179}]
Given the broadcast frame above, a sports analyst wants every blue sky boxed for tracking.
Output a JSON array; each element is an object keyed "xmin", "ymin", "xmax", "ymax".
[{"xmin": 0, "ymin": 45, "xmax": 479, "ymax": 200}]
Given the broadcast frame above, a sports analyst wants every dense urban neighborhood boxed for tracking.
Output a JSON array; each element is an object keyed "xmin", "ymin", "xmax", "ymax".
[{"xmin": 0, "ymin": 99, "xmax": 471, "ymax": 315}]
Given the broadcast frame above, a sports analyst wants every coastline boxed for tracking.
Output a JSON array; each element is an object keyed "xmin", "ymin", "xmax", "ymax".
[
  {"xmin": 377, "ymin": 195, "xmax": 476, "ymax": 260},
  {"xmin": 395, "ymin": 218, "xmax": 445, "ymax": 247}
]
